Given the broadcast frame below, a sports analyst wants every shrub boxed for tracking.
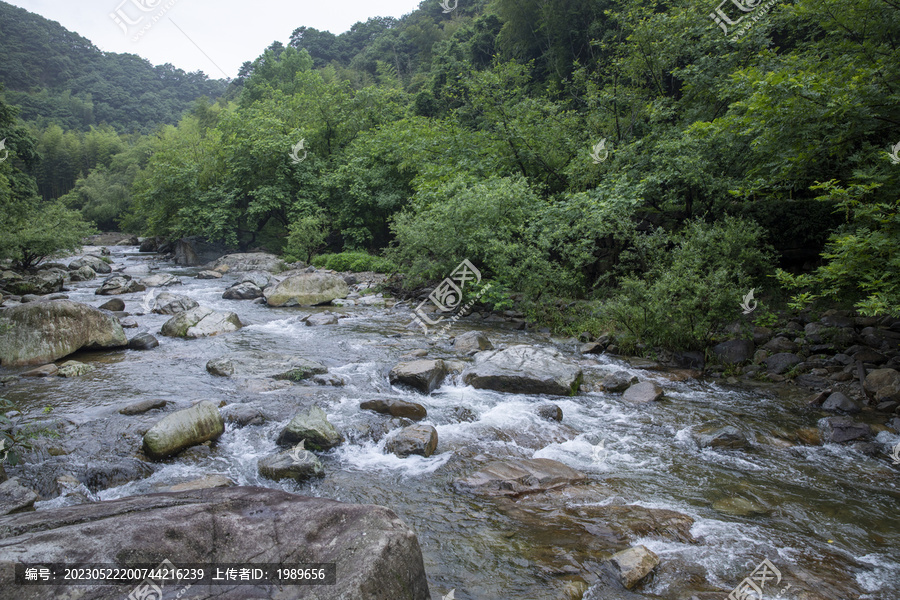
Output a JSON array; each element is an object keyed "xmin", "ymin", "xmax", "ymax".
[{"xmin": 310, "ymin": 251, "xmax": 397, "ymax": 273}]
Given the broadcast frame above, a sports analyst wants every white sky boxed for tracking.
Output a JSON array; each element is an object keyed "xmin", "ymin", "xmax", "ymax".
[{"xmin": 6, "ymin": 0, "xmax": 426, "ymax": 79}]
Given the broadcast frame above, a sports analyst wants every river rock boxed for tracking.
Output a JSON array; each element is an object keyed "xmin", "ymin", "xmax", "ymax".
[
  {"xmin": 159, "ymin": 475, "xmax": 233, "ymax": 493},
  {"xmin": 221, "ymin": 404, "xmax": 265, "ymax": 427},
  {"xmin": 119, "ymin": 399, "xmax": 167, "ymax": 415},
  {"xmin": 0, "ymin": 300, "xmax": 127, "ymax": 366},
  {"xmin": 69, "ymin": 255, "xmax": 112, "ymax": 274},
  {"xmin": 712, "ymin": 496, "xmax": 769, "ymax": 517},
  {"xmin": 693, "ymin": 424, "xmax": 747, "ymax": 449},
  {"xmin": 864, "ymin": 368, "xmax": 900, "ymax": 399},
  {"xmin": 390, "ymin": 359, "xmax": 447, "ymax": 393},
  {"xmin": 453, "ymin": 331, "xmax": 493, "ymax": 354},
  {"xmin": 264, "ymin": 272, "xmax": 350, "ymax": 307},
  {"xmin": 258, "ymin": 446, "xmax": 324, "ymax": 481},
  {"xmin": 95, "ymin": 274, "xmax": 145, "ymax": 295},
  {"xmin": 607, "ymin": 545, "xmax": 660, "ymax": 589},
  {"xmin": 56, "ymin": 360, "xmax": 95, "ymax": 378},
  {"xmin": 385, "ymin": 424, "xmax": 438, "ymax": 458},
  {"xmin": 598, "ymin": 370, "xmax": 638, "ymax": 393},
  {"xmin": 711, "ymin": 339, "xmax": 754, "ymax": 364},
  {"xmin": 564, "ymin": 503, "xmax": 696, "ymax": 545},
  {"xmin": 209, "ymin": 252, "xmax": 286, "ymax": 273},
  {"xmin": 822, "ymin": 392, "xmax": 861, "ymax": 414},
  {"xmin": 21, "ymin": 364, "xmax": 58, "ymax": 377},
  {"xmin": 238, "ymin": 271, "xmax": 273, "ymax": 288},
  {"xmin": 150, "ymin": 292, "xmax": 198, "ymax": 315},
  {"xmin": 622, "ymin": 381, "xmax": 663, "ymax": 404},
  {"xmin": 360, "ymin": 399, "xmax": 428, "ymax": 421},
  {"xmin": 536, "ymin": 403, "xmax": 563, "ymax": 421},
  {"xmin": 0, "ymin": 486, "xmax": 431, "ymax": 600},
  {"xmin": 818, "ymin": 416, "xmax": 871, "ymax": 443},
  {"xmin": 173, "ymin": 236, "xmax": 234, "ymax": 266},
  {"xmin": 159, "ymin": 306, "xmax": 242, "ymax": 338},
  {"xmin": 766, "ymin": 352, "xmax": 802, "ymax": 374},
  {"xmin": 6, "ymin": 270, "xmax": 65, "ymax": 296},
  {"xmin": 69, "ymin": 265, "xmax": 96, "ymax": 282},
  {"xmin": 205, "ymin": 352, "xmax": 327, "ymax": 380},
  {"xmin": 139, "ymin": 273, "xmax": 181, "ymax": 287},
  {"xmin": 196, "ymin": 270, "xmax": 223, "ymax": 279},
  {"xmin": 98, "ymin": 298, "xmax": 125, "ymax": 312},
  {"xmin": 223, "ymin": 281, "xmax": 264, "ymax": 300},
  {"xmin": 456, "ymin": 458, "xmax": 587, "ymax": 497},
  {"xmin": 762, "ymin": 336, "xmax": 799, "ymax": 354},
  {"xmin": 142, "ymin": 401, "xmax": 225, "ymax": 459},
  {"xmin": 0, "ymin": 478, "xmax": 39, "ymax": 515},
  {"xmin": 462, "ymin": 346, "xmax": 583, "ymax": 396},
  {"xmin": 306, "ymin": 312, "xmax": 339, "ymax": 326},
  {"xmin": 127, "ymin": 332, "xmax": 159, "ymax": 350},
  {"xmin": 277, "ymin": 406, "xmax": 342, "ymax": 450}
]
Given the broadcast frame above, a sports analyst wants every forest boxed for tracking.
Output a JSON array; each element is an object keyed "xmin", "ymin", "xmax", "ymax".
[{"xmin": 0, "ymin": 0, "xmax": 898, "ymax": 352}]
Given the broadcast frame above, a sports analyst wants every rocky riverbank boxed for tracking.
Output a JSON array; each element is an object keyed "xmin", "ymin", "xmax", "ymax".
[{"xmin": 0, "ymin": 242, "xmax": 898, "ymax": 599}]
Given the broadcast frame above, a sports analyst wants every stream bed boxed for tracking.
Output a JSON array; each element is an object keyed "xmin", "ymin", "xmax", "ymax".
[{"xmin": 2, "ymin": 246, "xmax": 898, "ymax": 600}]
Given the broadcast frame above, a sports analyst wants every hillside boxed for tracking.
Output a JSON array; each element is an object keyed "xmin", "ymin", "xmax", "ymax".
[{"xmin": 0, "ymin": 1, "xmax": 227, "ymax": 132}]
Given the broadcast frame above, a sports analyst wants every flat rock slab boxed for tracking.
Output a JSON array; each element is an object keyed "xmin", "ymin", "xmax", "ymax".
[
  {"xmin": 456, "ymin": 458, "xmax": 587, "ymax": 497},
  {"xmin": 462, "ymin": 346, "xmax": 583, "ymax": 396},
  {"xmin": 0, "ymin": 486, "xmax": 431, "ymax": 600},
  {"xmin": 205, "ymin": 352, "xmax": 327, "ymax": 380},
  {"xmin": 119, "ymin": 399, "xmax": 168, "ymax": 415}
]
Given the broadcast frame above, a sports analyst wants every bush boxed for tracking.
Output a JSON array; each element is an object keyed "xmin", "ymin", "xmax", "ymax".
[
  {"xmin": 310, "ymin": 251, "xmax": 397, "ymax": 273},
  {"xmin": 598, "ymin": 216, "xmax": 775, "ymax": 351},
  {"xmin": 282, "ymin": 215, "xmax": 328, "ymax": 264}
]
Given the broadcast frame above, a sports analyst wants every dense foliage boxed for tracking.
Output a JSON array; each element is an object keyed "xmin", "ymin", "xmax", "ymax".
[{"xmin": 2, "ymin": 0, "xmax": 898, "ymax": 349}]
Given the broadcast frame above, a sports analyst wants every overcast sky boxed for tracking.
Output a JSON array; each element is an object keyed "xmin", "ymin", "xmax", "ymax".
[{"xmin": 7, "ymin": 0, "xmax": 426, "ymax": 79}]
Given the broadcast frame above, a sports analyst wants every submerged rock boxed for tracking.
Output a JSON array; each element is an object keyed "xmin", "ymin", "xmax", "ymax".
[
  {"xmin": 462, "ymin": 346, "xmax": 583, "ymax": 396},
  {"xmin": 0, "ymin": 486, "xmax": 431, "ymax": 600},
  {"xmin": 818, "ymin": 416, "xmax": 871, "ymax": 443},
  {"xmin": 159, "ymin": 306, "xmax": 242, "ymax": 339},
  {"xmin": 693, "ymin": 424, "xmax": 748, "ymax": 449},
  {"xmin": 142, "ymin": 401, "xmax": 224, "ymax": 459},
  {"xmin": 0, "ymin": 300, "xmax": 127, "ymax": 366},
  {"xmin": 118, "ymin": 399, "xmax": 167, "ymax": 415},
  {"xmin": 56, "ymin": 360, "xmax": 95, "ymax": 378},
  {"xmin": 360, "ymin": 398, "xmax": 428, "ymax": 421},
  {"xmin": 258, "ymin": 445, "xmax": 324, "ymax": 481},
  {"xmin": 264, "ymin": 272, "xmax": 350, "ymax": 307},
  {"xmin": 456, "ymin": 458, "xmax": 587, "ymax": 497},
  {"xmin": 607, "ymin": 545, "xmax": 660, "ymax": 590}
]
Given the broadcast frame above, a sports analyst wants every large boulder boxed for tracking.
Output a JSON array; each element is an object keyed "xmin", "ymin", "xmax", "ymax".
[
  {"xmin": 385, "ymin": 424, "xmax": 438, "ymax": 458},
  {"xmin": 462, "ymin": 346, "xmax": 583, "ymax": 396},
  {"xmin": 692, "ymin": 424, "xmax": 747, "ymax": 449},
  {"xmin": 389, "ymin": 359, "xmax": 447, "ymax": 393},
  {"xmin": 864, "ymin": 368, "xmax": 900, "ymax": 402},
  {"xmin": 821, "ymin": 392, "xmax": 861, "ymax": 414},
  {"xmin": 69, "ymin": 265, "xmax": 96, "ymax": 282},
  {"xmin": 0, "ymin": 486, "xmax": 431, "ymax": 600},
  {"xmin": 95, "ymin": 274, "xmax": 146, "ymax": 296},
  {"xmin": 142, "ymin": 401, "xmax": 224, "ymax": 459},
  {"xmin": 264, "ymin": 272, "xmax": 350, "ymax": 307},
  {"xmin": 277, "ymin": 406, "xmax": 343, "ymax": 451},
  {"xmin": 0, "ymin": 300, "xmax": 127, "ymax": 366},
  {"xmin": 139, "ymin": 273, "xmax": 181, "ymax": 288},
  {"xmin": 765, "ymin": 352, "xmax": 802, "ymax": 374},
  {"xmin": 173, "ymin": 236, "xmax": 234, "ymax": 266},
  {"xmin": 209, "ymin": 252, "xmax": 286, "ymax": 273},
  {"xmin": 69, "ymin": 255, "xmax": 112, "ymax": 274},
  {"xmin": 160, "ymin": 306, "xmax": 242, "ymax": 339},
  {"xmin": 818, "ymin": 416, "xmax": 871, "ymax": 444},
  {"xmin": 151, "ymin": 292, "xmax": 198, "ymax": 315},
  {"xmin": 455, "ymin": 458, "xmax": 587, "ymax": 497}
]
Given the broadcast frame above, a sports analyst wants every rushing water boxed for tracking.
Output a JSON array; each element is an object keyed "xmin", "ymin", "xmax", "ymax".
[{"xmin": 2, "ymin": 247, "xmax": 899, "ymax": 600}]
